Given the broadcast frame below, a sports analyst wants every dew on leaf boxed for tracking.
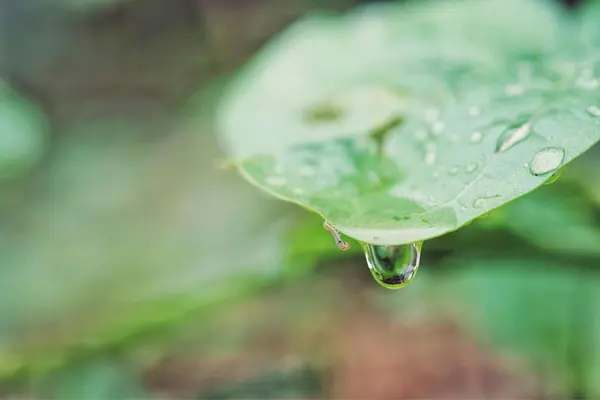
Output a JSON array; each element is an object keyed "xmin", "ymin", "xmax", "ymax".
[
  {"xmin": 299, "ymin": 165, "xmax": 316, "ymax": 177},
  {"xmin": 266, "ymin": 176, "xmax": 287, "ymax": 186},
  {"xmin": 364, "ymin": 242, "xmax": 421, "ymax": 289},
  {"xmin": 576, "ymin": 68, "xmax": 599, "ymax": 90},
  {"xmin": 586, "ymin": 105, "xmax": 600, "ymax": 117},
  {"xmin": 423, "ymin": 107, "xmax": 440, "ymax": 123},
  {"xmin": 323, "ymin": 220, "xmax": 350, "ymax": 251},
  {"xmin": 473, "ymin": 198, "xmax": 486, "ymax": 209},
  {"xmin": 431, "ymin": 121, "xmax": 445, "ymax": 135},
  {"xmin": 414, "ymin": 129, "xmax": 428, "ymax": 141},
  {"xmin": 448, "ymin": 166, "xmax": 459, "ymax": 175},
  {"xmin": 472, "ymin": 195, "xmax": 501, "ymax": 209},
  {"xmin": 529, "ymin": 147, "xmax": 565, "ymax": 176},
  {"xmin": 424, "ymin": 143, "xmax": 437, "ymax": 165},
  {"xmin": 495, "ymin": 121, "xmax": 531, "ymax": 153},
  {"xmin": 469, "ymin": 131, "xmax": 483, "ymax": 143},
  {"xmin": 465, "ymin": 163, "xmax": 478, "ymax": 173},
  {"xmin": 468, "ymin": 106, "xmax": 481, "ymax": 117},
  {"xmin": 504, "ymin": 84, "xmax": 524, "ymax": 96}
]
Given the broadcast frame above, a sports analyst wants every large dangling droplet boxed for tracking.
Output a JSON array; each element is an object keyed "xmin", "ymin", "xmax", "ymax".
[{"xmin": 363, "ymin": 242, "xmax": 422, "ymax": 289}]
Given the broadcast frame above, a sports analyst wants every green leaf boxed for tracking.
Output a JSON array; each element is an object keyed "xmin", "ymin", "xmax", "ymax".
[
  {"xmin": 0, "ymin": 83, "xmax": 48, "ymax": 181},
  {"xmin": 479, "ymin": 184, "xmax": 600, "ymax": 258},
  {"xmin": 218, "ymin": 0, "xmax": 600, "ymax": 245},
  {"xmin": 447, "ymin": 259, "xmax": 600, "ymax": 397}
]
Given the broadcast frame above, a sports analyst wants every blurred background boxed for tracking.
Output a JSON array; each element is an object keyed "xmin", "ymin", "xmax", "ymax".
[{"xmin": 1, "ymin": 0, "xmax": 599, "ymax": 398}]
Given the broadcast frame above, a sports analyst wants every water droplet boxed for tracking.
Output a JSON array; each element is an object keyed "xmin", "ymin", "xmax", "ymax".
[
  {"xmin": 468, "ymin": 106, "xmax": 481, "ymax": 117},
  {"xmin": 469, "ymin": 131, "xmax": 483, "ymax": 143},
  {"xmin": 576, "ymin": 68, "xmax": 599, "ymax": 90},
  {"xmin": 472, "ymin": 194, "xmax": 501, "ymax": 209},
  {"xmin": 266, "ymin": 176, "xmax": 287, "ymax": 186},
  {"xmin": 465, "ymin": 163, "xmax": 478, "ymax": 173},
  {"xmin": 414, "ymin": 129, "xmax": 428, "ymax": 141},
  {"xmin": 578, "ymin": 78, "xmax": 599, "ymax": 90},
  {"xmin": 448, "ymin": 166, "xmax": 459, "ymax": 175},
  {"xmin": 431, "ymin": 121, "xmax": 445, "ymax": 135},
  {"xmin": 529, "ymin": 147, "xmax": 565, "ymax": 176},
  {"xmin": 323, "ymin": 221, "xmax": 350, "ymax": 251},
  {"xmin": 423, "ymin": 107, "xmax": 440, "ymax": 123},
  {"xmin": 364, "ymin": 242, "xmax": 422, "ymax": 289},
  {"xmin": 299, "ymin": 165, "xmax": 316, "ymax": 177},
  {"xmin": 473, "ymin": 198, "xmax": 486, "ymax": 208},
  {"xmin": 504, "ymin": 84, "xmax": 524, "ymax": 96},
  {"xmin": 495, "ymin": 122, "xmax": 531, "ymax": 153},
  {"xmin": 424, "ymin": 143, "xmax": 436, "ymax": 165},
  {"xmin": 586, "ymin": 105, "xmax": 600, "ymax": 117}
]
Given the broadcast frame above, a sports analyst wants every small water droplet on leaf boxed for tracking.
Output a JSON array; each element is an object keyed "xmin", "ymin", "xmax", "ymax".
[
  {"xmin": 586, "ymin": 105, "xmax": 600, "ymax": 117},
  {"xmin": 424, "ymin": 143, "xmax": 436, "ymax": 165},
  {"xmin": 504, "ymin": 84, "xmax": 524, "ymax": 96},
  {"xmin": 469, "ymin": 131, "xmax": 483, "ymax": 143},
  {"xmin": 299, "ymin": 165, "xmax": 316, "ymax": 177},
  {"xmin": 364, "ymin": 242, "xmax": 422, "ymax": 289},
  {"xmin": 465, "ymin": 163, "xmax": 478, "ymax": 173},
  {"xmin": 495, "ymin": 122, "xmax": 531, "ymax": 153},
  {"xmin": 529, "ymin": 147, "xmax": 565, "ymax": 176},
  {"xmin": 431, "ymin": 121, "xmax": 445, "ymax": 135},
  {"xmin": 468, "ymin": 106, "xmax": 481, "ymax": 117}
]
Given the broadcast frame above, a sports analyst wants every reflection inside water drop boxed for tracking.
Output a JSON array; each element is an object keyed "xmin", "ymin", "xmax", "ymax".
[{"xmin": 363, "ymin": 242, "xmax": 422, "ymax": 289}]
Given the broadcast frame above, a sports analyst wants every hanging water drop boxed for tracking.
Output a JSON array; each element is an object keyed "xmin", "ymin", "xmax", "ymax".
[
  {"xmin": 529, "ymin": 147, "xmax": 565, "ymax": 176},
  {"xmin": 495, "ymin": 122, "xmax": 531, "ymax": 153},
  {"xmin": 363, "ymin": 242, "xmax": 422, "ymax": 289}
]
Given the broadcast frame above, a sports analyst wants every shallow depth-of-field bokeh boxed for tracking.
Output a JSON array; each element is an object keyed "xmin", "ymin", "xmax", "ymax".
[{"xmin": 1, "ymin": 0, "xmax": 600, "ymax": 398}]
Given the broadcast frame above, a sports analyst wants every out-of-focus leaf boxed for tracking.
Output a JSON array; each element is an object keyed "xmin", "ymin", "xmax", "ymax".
[
  {"xmin": 31, "ymin": 357, "xmax": 149, "ymax": 399},
  {"xmin": 479, "ymin": 184, "xmax": 600, "ymax": 258},
  {"xmin": 218, "ymin": 0, "xmax": 600, "ymax": 246},
  {"xmin": 446, "ymin": 258, "xmax": 600, "ymax": 397},
  {"xmin": 0, "ymin": 92, "xmax": 293, "ymax": 378},
  {"xmin": 0, "ymin": 84, "xmax": 48, "ymax": 181}
]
